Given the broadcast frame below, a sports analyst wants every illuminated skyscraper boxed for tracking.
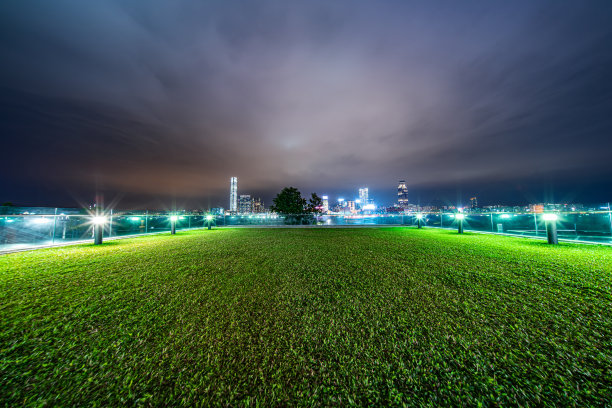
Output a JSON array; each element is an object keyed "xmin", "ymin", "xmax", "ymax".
[
  {"xmin": 230, "ymin": 177, "xmax": 238, "ymax": 213},
  {"xmin": 252, "ymin": 197, "xmax": 264, "ymax": 213},
  {"xmin": 470, "ymin": 196, "xmax": 478, "ymax": 209},
  {"xmin": 239, "ymin": 194, "xmax": 251, "ymax": 214},
  {"xmin": 397, "ymin": 180, "xmax": 409, "ymax": 208},
  {"xmin": 359, "ymin": 188, "xmax": 369, "ymax": 204},
  {"xmin": 321, "ymin": 196, "xmax": 329, "ymax": 213}
]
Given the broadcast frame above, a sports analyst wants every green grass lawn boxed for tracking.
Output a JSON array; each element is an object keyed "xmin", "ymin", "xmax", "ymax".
[{"xmin": 1, "ymin": 228, "xmax": 611, "ymax": 406}]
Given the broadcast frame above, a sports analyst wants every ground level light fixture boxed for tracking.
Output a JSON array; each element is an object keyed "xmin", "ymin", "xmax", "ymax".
[
  {"xmin": 91, "ymin": 215, "xmax": 106, "ymax": 245},
  {"xmin": 543, "ymin": 213, "xmax": 559, "ymax": 244},
  {"xmin": 416, "ymin": 213, "xmax": 424, "ymax": 228},
  {"xmin": 455, "ymin": 213, "xmax": 465, "ymax": 233},
  {"xmin": 170, "ymin": 215, "xmax": 178, "ymax": 234}
]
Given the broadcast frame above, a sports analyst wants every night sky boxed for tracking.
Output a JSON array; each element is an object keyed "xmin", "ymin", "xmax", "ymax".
[{"xmin": 2, "ymin": 0, "xmax": 612, "ymax": 209}]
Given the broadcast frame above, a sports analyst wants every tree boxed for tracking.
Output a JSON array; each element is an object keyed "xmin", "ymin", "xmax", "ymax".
[
  {"xmin": 270, "ymin": 187, "xmax": 307, "ymax": 215},
  {"xmin": 307, "ymin": 192, "xmax": 323, "ymax": 213}
]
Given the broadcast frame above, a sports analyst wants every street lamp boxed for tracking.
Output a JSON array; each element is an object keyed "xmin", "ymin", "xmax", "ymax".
[
  {"xmin": 416, "ymin": 213, "xmax": 424, "ymax": 229},
  {"xmin": 170, "ymin": 215, "xmax": 178, "ymax": 235},
  {"xmin": 206, "ymin": 214, "xmax": 214, "ymax": 230},
  {"xmin": 92, "ymin": 216, "xmax": 106, "ymax": 245},
  {"xmin": 543, "ymin": 213, "xmax": 558, "ymax": 244},
  {"xmin": 455, "ymin": 213, "xmax": 465, "ymax": 234}
]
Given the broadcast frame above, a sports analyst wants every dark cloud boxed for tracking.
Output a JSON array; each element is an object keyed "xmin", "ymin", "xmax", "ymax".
[{"xmin": 1, "ymin": 0, "xmax": 612, "ymax": 208}]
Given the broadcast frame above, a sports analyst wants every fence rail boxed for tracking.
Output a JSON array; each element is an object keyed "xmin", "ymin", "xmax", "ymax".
[{"xmin": 1, "ymin": 207, "xmax": 612, "ymax": 252}]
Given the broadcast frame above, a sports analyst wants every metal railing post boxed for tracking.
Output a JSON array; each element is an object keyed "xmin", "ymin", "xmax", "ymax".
[{"xmin": 52, "ymin": 208, "xmax": 57, "ymax": 244}]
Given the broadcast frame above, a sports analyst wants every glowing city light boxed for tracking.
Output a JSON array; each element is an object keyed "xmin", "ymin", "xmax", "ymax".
[
  {"xmin": 543, "ymin": 213, "xmax": 558, "ymax": 221},
  {"xmin": 129, "ymin": 216, "xmax": 141, "ymax": 221},
  {"xmin": 501, "ymin": 214, "xmax": 511, "ymax": 219}
]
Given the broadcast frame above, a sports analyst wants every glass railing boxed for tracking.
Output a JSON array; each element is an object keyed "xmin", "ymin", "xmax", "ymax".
[{"xmin": 1, "ymin": 207, "xmax": 611, "ymax": 252}]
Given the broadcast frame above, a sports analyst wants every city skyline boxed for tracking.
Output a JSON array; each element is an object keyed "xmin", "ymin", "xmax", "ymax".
[{"xmin": 2, "ymin": 1, "xmax": 612, "ymax": 208}]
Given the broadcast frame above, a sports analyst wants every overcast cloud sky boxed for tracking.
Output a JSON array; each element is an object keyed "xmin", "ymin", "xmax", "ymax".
[{"xmin": 1, "ymin": 0, "xmax": 612, "ymax": 208}]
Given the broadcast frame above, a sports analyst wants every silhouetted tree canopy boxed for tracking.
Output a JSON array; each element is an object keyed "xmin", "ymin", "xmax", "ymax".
[
  {"xmin": 270, "ymin": 187, "xmax": 307, "ymax": 215},
  {"xmin": 307, "ymin": 193, "xmax": 323, "ymax": 214}
]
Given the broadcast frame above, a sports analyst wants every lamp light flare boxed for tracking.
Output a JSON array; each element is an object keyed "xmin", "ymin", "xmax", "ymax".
[
  {"xmin": 455, "ymin": 213, "xmax": 466, "ymax": 220},
  {"xmin": 170, "ymin": 215, "xmax": 179, "ymax": 222},
  {"xmin": 543, "ymin": 213, "xmax": 558, "ymax": 221},
  {"xmin": 31, "ymin": 217, "xmax": 52, "ymax": 225},
  {"xmin": 92, "ymin": 216, "xmax": 106, "ymax": 225}
]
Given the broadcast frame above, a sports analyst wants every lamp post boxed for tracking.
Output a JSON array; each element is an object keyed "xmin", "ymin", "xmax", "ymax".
[
  {"xmin": 416, "ymin": 213, "xmax": 424, "ymax": 229},
  {"xmin": 92, "ymin": 216, "xmax": 106, "ymax": 245},
  {"xmin": 456, "ymin": 213, "xmax": 465, "ymax": 234},
  {"xmin": 170, "ymin": 215, "xmax": 178, "ymax": 235},
  {"xmin": 206, "ymin": 215, "xmax": 213, "ymax": 230},
  {"xmin": 543, "ymin": 213, "xmax": 558, "ymax": 244}
]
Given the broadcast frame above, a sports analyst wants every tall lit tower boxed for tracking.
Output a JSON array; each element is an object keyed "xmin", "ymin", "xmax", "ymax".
[
  {"xmin": 397, "ymin": 180, "xmax": 409, "ymax": 208},
  {"xmin": 321, "ymin": 196, "xmax": 329, "ymax": 213},
  {"xmin": 359, "ymin": 188, "xmax": 369, "ymax": 204},
  {"xmin": 230, "ymin": 177, "xmax": 238, "ymax": 213}
]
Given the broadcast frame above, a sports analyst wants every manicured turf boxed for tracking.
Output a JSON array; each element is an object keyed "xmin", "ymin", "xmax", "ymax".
[{"xmin": 1, "ymin": 228, "xmax": 611, "ymax": 406}]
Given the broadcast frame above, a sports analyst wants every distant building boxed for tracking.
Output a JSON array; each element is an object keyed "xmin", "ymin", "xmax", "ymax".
[
  {"xmin": 229, "ymin": 177, "xmax": 238, "ymax": 213},
  {"xmin": 397, "ymin": 180, "xmax": 409, "ymax": 208},
  {"xmin": 252, "ymin": 197, "xmax": 265, "ymax": 213},
  {"xmin": 359, "ymin": 188, "xmax": 369, "ymax": 204},
  {"xmin": 347, "ymin": 201, "xmax": 356, "ymax": 212},
  {"xmin": 529, "ymin": 204, "xmax": 544, "ymax": 213},
  {"xmin": 238, "ymin": 194, "xmax": 251, "ymax": 214},
  {"xmin": 210, "ymin": 207, "xmax": 224, "ymax": 215},
  {"xmin": 470, "ymin": 196, "xmax": 478, "ymax": 209},
  {"xmin": 321, "ymin": 196, "xmax": 329, "ymax": 213}
]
